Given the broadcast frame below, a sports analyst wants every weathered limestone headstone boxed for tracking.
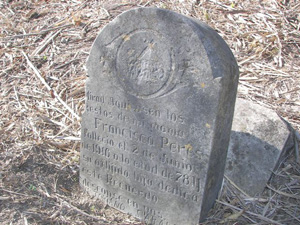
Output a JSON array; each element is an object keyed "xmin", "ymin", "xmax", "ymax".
[
  {"xmin": 226, "ymin": 98, "xmax": 293, "ymax": 196},
  {"xmin": 80, "ymin": 8, "xmax": 239, "ymax": 224}
]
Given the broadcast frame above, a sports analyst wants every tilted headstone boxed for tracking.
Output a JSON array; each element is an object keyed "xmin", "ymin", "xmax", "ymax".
[
  {"xmin": 226, "ymin": 98, "xmax": 293, "ymax": 196},
  {"xmin": 80, "ymin": 8, "xmax": 239, "ymax": 225}
]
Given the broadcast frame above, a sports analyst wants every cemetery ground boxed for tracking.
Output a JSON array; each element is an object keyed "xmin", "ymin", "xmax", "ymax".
[{"xmin": 0, "ymin": 0, "xmax": 300, "ymax": 224}]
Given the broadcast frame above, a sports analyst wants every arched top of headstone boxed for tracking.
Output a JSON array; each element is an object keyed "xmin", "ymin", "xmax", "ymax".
[{"xmin": 87, "ymin": 7, "xmax": 238, "ymax": 99}]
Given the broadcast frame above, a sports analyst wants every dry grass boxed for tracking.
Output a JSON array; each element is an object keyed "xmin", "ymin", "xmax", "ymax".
[{"xmin": 0, "ymin": 0, "xmax": 299, "ymax": 224}]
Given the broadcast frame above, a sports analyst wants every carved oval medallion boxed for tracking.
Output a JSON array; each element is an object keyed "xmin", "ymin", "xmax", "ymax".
[{"xmin": 116, "ymin": 29, "xmax": 173, "ymax": 99}]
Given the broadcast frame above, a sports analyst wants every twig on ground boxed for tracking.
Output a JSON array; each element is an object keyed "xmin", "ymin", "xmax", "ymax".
[
  {"xmin": 266, "ymin": 184, "xmax": 300, "ymax": 200},
  {"xmin": 224, "ymin": 175, "xmax": 251, "ymax": 198},
  {"xmin": 47, "ymin": 136, "xmax": 80, "ymax": 141},
  {"xmin": 38, "ymin": 115, "xmax": 67, "ymax": 128},
  {"xmin": 31, "ymin": 29, "xmax": 62, "ymax": 56},
  {"xmin": 3, "ymin": 24, "xmax": 72, "ymax": 40},
  {"xmin": 0, "ymin": 196, "xmax": 11, "ymax": 200},
  {"xmin": 208, "ymin": 0, "xmax": 234, "ymax": 10},
  {"xmin": 1, "ymin": 188, "xmax": 33, "ymax": 197},
  {"xmin": 55, "ymin": 195, "xmax": 107, "ymax": 222},
  {"xmin": 21, "ymin": 51, "xmax": 80, "ymax": 120},
  {"xmin": 54, "ymin": 59, "xmax": 80, "ymax": 70},
  {"xmin": 13, "ymin": 86, "xmax": 22, "ymax": 108},
  {"xmin": 216, "ymin": 200, "xmax": 285, "ymax": 225}
]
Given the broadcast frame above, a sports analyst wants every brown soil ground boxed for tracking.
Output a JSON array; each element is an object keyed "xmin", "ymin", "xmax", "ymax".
[{"xmin": 1, "ymin": 0, "xmax": 299, "ymax": 224}]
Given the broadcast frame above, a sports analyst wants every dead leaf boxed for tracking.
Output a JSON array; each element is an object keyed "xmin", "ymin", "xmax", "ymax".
[{"xmin": 220, "ymin": 210, "xmax": 244, "ymax": 223}]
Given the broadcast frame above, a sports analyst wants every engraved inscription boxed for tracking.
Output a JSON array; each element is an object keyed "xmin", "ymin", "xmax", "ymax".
[
  {"xmin": 81, "ymin": 91, "xmax": 212, "ymax": 225},
  {"xmin": 81, "ymin": 92, "xmax": 208, "ymax": 210}
]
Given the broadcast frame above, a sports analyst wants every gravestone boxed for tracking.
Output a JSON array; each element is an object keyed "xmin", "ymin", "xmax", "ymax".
[
  {"xmin": 226, "ymin": 98, "xmax": 293, "ymax": 196},
  {"xmin": 80, "ymin": 8, "xmax": 239, "ymax": 225}
]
